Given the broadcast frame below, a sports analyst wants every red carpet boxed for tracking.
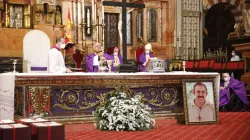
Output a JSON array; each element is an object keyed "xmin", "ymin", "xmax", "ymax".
[{"xmin": 65, "ymin": 112, "xmax": 250, "ymax": 140}]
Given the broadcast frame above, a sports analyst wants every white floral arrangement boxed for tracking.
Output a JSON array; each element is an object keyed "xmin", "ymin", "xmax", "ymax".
[{"xmin": 94, "ymin": 92, "xmax": 155, "ymax": 131}]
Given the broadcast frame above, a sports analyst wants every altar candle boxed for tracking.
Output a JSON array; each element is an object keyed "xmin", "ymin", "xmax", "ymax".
[
  {"xmin": 102, "ymin": 0, "xmax": 104, "ymax": 21},
  {"xmin": 92, "ymin": 0, "xmax": 94, "ymax": 22},
  {"xmin": 183, "ymin": 61, "xmax": 186, "ymax": 71},
  {"xmin": 87, "ymin": 9, "xmax": 90, "ymax": 27},
  {"xmin": 87, "ymin": 9, "xmax": 90, "ymax": 34},
  {"xmin": 82, "ymin": 0, "xmax": 85, "ymax": 20}
]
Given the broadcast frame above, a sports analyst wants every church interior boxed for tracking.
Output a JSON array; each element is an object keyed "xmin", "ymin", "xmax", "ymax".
[{"xmin": 0, "ymin": 0, "xmax": 250, "ymax": 139}]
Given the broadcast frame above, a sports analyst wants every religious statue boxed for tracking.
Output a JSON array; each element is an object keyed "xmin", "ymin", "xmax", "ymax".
[
  {"xmin": 227, "ymin": 7, "xmax": 250, "ymax": 39},
  {"xmin": 118, "ymin": 20, "xmax": 122, "ymax": 41},
  {"xmin": 46, "ymin": 14, "xmax": 53, "ymax": 24},
  {"xmin": 243, "ymin": 9, "xmax": 250, "ymax": 35},
  {"xmin": 229, "ymin": 8, "xmax": 250, "ymax": 39},
  {"xmin": 34, "ymin": 13, "xmax": 41, "ymax": 24},
  {"xmin": 55, "ymin": 7, "xmax": 62, "ymax": 25}
]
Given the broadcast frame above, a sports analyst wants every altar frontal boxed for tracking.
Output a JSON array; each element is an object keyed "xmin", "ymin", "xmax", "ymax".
[{"xmin": 0, "ymin": 72, "xmax": 220, "ymax": 123}]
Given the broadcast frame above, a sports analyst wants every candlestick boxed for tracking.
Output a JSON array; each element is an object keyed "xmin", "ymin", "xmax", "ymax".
[
  {"xmin": 182, "ymin": 61, "xmax": 186, "ymax": 72},
  {"xmin": 12, "ymin": 59, "xmax": 17, "ymax": 73},
  {"xmin": 92, "ymin": 0, "xmax": 94, "ymax": 22},
  {"xmin": 101, "ymin": 19, "xmax": 105, "ymax": 52},
  {"xmin": 102, "ymin": 0, "xmax": 104, "ymax": 20},
  {"xmin": 97, "ymin": 16, "xmax": 99, "ymax": 42},
  {"xmin": 82, "ymin": 0, "xmax": 85, "ymax": 20},
  {"xmin": 178, "ymin": 31, "xmax": 181, "ymax": 48},
  {"xmin": 174, "ymin": 30, "xmax": 176, "ymax": 48},
  {"xmin": 94, "ymin": 4, "xmax": 96, "ymax": 24}
]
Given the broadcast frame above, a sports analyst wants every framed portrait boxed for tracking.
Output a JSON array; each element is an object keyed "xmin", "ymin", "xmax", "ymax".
[{"xmin": 182, "ymin": 79, "xmax": 218, "ymax": 125}]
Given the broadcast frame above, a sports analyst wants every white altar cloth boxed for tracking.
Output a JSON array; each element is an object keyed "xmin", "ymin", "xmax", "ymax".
[
  {"xmin": 0, "ymin": 72, "xmax": 220, "ymax": 120},
  {"xmin": 0, "ymin": 73, "xmax": 15, "ymax": 120}
]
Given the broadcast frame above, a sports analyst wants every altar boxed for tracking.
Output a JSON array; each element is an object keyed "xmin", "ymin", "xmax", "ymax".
[{"xmin": 0, "ymin": 72, "xmax": 220, "ymax": 123}]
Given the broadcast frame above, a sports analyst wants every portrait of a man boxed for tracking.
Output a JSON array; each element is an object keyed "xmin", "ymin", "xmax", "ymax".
[{"xmin": 184, "ymin": 81, "xmax": 217, "ymax": 124}]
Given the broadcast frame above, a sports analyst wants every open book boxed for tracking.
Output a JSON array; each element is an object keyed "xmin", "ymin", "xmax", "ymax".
[
  {"xmin": 64, "ymin": 42, "xmax": 75, "ymax": 50},
  {"xmin": 145, "ymin": 57, "xmax": 157, "ymax": 69}
]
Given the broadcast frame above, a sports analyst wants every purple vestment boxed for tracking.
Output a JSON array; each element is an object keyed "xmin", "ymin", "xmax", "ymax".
[
  {"xmin": 86, "ymin": 53, "xmax": 109, "ymax": 72},
  {"xmin": 105, "ymin": 53, "xmax": 123, "ymax": 72},
  {"xmin": 138, "ymin": 52, "xmax": 154, "ymax": 72},
  {"xmin": 219, "ymin": 78, "xmax": 248, "ymax": 107},
  {"xmin": 86, "ymin": 53, "xmax": 98, "ymax": 72}
]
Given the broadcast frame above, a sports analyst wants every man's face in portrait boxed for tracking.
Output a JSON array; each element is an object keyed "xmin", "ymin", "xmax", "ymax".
[{"xmin": 193, "ymin": 84, "xmax": 207, "ymax": 104}]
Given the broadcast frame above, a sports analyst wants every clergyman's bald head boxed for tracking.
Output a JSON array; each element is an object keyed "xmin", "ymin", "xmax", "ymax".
[{"xmin": 93, "ymin": 43, "xmax": 102, "ymax": 53}]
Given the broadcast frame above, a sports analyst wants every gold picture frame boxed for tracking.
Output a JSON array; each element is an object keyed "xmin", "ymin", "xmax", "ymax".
[{"xmin": 182, "ymin": 79, "xmax": 218, "ymax": 125}]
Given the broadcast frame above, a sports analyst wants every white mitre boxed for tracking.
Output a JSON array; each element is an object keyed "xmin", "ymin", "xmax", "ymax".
[{"xmin": 145, "ymin": 44, "xmax": 152, "ymax": 51}]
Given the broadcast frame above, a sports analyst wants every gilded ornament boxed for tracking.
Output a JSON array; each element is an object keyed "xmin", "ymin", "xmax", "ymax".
[
  {"xmin": 66, "ymin": 94, "xmax": 78, "ymax": 105},
  {"xmin": 46, "ymin": 13, "xmax": 54, "ymax": 24},
  {"xmin": 145, "ymin": 3, "xmax": 161, "ymax": 8},
  {"xmin": 162, "ymin": 92, "xmax": 171, "ymax": 101},
  {"xmin": 30, "ymin": 86, "xmax": 50, "ymax": 115},
  {"xmin": 47, "ymin": 5, "xmax": 56, "ymax": 13},
  {"xmin": 14, "ymin": 87, "xmax": 24, "ymax": 117},
  {"xmin": 55, "ymin": 6, "xmax": 62, "ymax": 25},
  {"xmin": 34, "ymin": 4, "xmax": 44, "ymax": 12}
]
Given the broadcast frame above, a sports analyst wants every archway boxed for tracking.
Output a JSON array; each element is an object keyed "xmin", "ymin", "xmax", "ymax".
[
  {"xmin": 204, "ymin": 2, "xmax": 239, "ymax": 58},
  {"xmin": 204, "ymin": 0, "xmax": 241, "ymax": 22}
]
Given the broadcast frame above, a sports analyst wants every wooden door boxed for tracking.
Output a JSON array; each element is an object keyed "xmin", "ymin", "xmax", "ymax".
[{"xmin": 104, "ymin": 13, "xmax": 119, "ymax": 50}]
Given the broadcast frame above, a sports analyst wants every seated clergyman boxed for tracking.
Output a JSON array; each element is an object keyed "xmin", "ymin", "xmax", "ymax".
[
  {"xmin": 105, "ymin": 46, "xmax": 123, "ymax": 72},
  {"xmin": 219, "ymin": 73, "xmax": 248, "ymax": 112}
]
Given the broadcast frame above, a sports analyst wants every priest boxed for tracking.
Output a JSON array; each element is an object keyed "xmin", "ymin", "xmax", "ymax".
[
  {"xmin": 219, "ymin": 72, "xmax": 248, "ymax": 111},
  {"xmin": 106, "ymin": 46, "xmax": 122, "ymax": 72},
  {"xmin": 48, "ymin": 37, "xmax": 72, "ymax": 73},
  {"xmin": 86, "ymin": 43, "xmax": 108, "ymax": 72},
  {"xmin": 138, "ymin": 44, "xmax": 154, "ymax": 72}
]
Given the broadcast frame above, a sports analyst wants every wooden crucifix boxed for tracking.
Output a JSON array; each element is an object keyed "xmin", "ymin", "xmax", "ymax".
[{"xmin": 103, "ymin": 0, "xmax": 145, "ymax": 63}]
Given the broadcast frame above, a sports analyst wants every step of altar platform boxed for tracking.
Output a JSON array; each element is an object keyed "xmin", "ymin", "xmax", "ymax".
[
  {"xmin": 42, "ymin": 111, "xmax": 184, "ymax": 124},
  {"xmin": 46, "ymin": 115, "xmax": 96, "ymax": 124},
  {"xmin": 152, "ymin": 111, "xmax": 184, "ymax": 119}
]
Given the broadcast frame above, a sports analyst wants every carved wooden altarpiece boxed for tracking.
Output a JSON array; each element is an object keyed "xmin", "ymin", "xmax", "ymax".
[
  {"xmin": 0, "ymin": 0, "xmax": 3, "ymax": 28},
  {"xmin": 33, "ymin": 0, "xmax": 58, "ymax": 25},
  {"xmin": 5, "ymin": 3, "xmax": 31, "ymax": 28}
]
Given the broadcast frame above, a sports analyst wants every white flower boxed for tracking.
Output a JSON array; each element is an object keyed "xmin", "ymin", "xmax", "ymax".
[
  {"xmin": 95, "ymin": 91, "xmax": 155, "ymax": 131},
  {"xmin": 101, "ymin": 110, "xmax": 108, "ymax": 117},
  {"xmin": 109, "ymin": 97, "xmax": 117, "ymax": 101},
  {"xmin": 119, "ymin": 92, "xmax": 127, "ymax": 98},
  {"xmin": 134, "ymin": 95, "xmax": 142, "ymax": 101}
]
